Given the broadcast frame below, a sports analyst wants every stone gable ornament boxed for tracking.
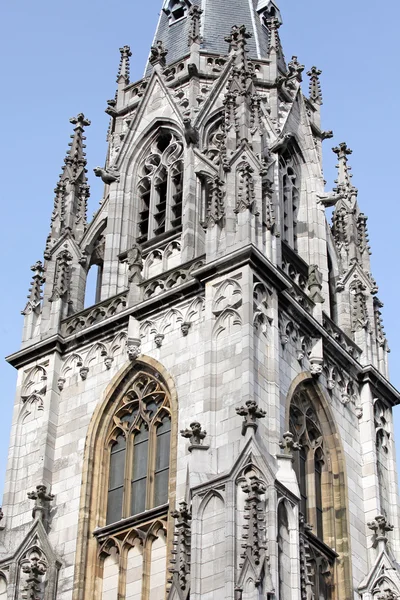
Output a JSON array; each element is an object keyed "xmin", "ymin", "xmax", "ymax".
[
  {"xmin": 236, "ymin": 400, "xmax": 266, "ymax": 436},
  {"xmin": 279, "ymin": 431, "xmax": 300, "ymax": 456},
  {"xmin": 368, "ymin": 515, "xmax": 393, "ymax": 549},
  {"xmin": 181, "ymin": 422, "xmax": 209, "ymax": 451}
]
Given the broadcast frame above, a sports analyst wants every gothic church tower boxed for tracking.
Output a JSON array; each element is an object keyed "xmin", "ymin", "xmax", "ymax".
[{"xmin": 2, "ymin": 1, "xmax": 400, "ymax": 599}]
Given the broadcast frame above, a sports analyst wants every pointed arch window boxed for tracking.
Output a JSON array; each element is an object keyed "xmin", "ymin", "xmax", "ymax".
[
  {"xmin": 137, "ymin": 128, "xmax": 184, "ymax": 243},
  {"xmin": 106, "ymin": 370, "xmax": 172, "ymax": 525},
  {"xmin": 290, "ymin": 390, "xmax": 324, "ymax": 538},
  {"xmin": 289, "ymin": 387, "xmax": 340, "ymax": 600},
  {"xmin": 279, "ymin": 153, "xmax": 300, "ymax": 251}
]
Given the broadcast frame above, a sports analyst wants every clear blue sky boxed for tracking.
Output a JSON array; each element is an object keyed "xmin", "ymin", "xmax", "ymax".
[{"xmin": 1, "ymin": 0, "xmax": 400, "ymax": 496}]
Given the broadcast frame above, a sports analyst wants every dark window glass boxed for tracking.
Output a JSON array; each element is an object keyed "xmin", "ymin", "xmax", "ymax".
[
  {"xmin": 107, "ymin": 436, "xmax": 126, "ymax": 524},
  {"xmin": 154, "ymin": 418, "xmax": 171, "ymax": 507},
  {"xmin": 131, "ymin": 426, "xmax": 149, "ymax": 516},
  {"xmin": 315, "ymin": 458, "xmax": 323, "ymax": 538},
  {"xmin": 300, "ymin": 446, "xmax": 307, "ymax": 518}
]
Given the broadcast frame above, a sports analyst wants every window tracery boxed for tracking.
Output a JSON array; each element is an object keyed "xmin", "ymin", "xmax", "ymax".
[
  {"xmin": 279, "ymin": 154, "xmax": 299, "ymax": 250},
  {"xmin": 106, "ymin": 370, "xmax": 172, "ymax": 525},
  {"xmin": 137, "ymin": 129, "xmax": 184, "ymax": 243},
  {"xmin": 290, "ymin": 391, "xmax": 324, "ymax": 537},
  {"xmin": 289, "ymin": 388, "xmax": 337, "ymax": 600}
]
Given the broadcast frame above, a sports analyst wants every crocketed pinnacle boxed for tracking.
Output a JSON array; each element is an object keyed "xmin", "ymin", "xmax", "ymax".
[
  {"xmin": 45, "ymin": 114, "xmax": 91, "ymax": 255},
  {"xmin": 333, "ymin": 142, "xmax": 356, "ymax": 195},
  {"xmin": 118, "ymin": 45, "xmax": 132, "ymax": 84},
  {"xmin": 307, "ymin": 66, "xmax": 323, "ymax": 104},
  {"xmin": 61, "ymin": 113, "xmax": 91, "ymax": 183}
]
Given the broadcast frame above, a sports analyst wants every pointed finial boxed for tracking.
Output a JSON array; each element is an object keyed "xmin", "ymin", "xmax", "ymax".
[
  {"xmin": 307, "ymin": 66, "xmax": 323, "ymax": 104},
  {"xmin": 118, "ymin": 45, "xmax": 132, "ymax": 83},
  {"xmin": 63, "ymin": 114, "xmax": 90, "ymax": 180},
  {"xmin": 46, "ymin": 114, "xmax": 91, "ymax": 250},
  {"xmin": 225, "ymin": 24, "xmax": 252, "ymax": 55},
  {"xmin": 188, "ymin": 5, "xmax": 202, "ymax": 45},
  {"xmin": 333, "ymin": 142, "xmax": 356, "ymax": 192}
]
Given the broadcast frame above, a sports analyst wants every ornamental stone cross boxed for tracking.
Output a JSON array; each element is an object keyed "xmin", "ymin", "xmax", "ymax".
[
  {"xmin": 279, "ymin": 431, "xmax": 300, "ymax": 456},
  {"xmin": 236, "ymin": 400, "xmax": 266, "ymax": 436},
  {"xmin": 181, "ymin": 422, "xmax": 209, "ymax": 451},
  {"xmin": 368, "ymin": 515, "xmax": 394, "ymax": 548}
]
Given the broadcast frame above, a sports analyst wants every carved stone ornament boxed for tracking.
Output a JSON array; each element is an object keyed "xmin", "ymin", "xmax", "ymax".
[
  {"xmin": 307, "ymin": 66, "xmax": 323, "ymax": 104},
  {"xmin": 236, "ymin": 400, "xmax": 266, "ymax": 436},
  {"xmin": 240, "ymin": 476, "xmax": 267, "ymax": 567},
  {"xmin": 169, "ymin": 501, "xmax": 192, "ymax": 593},
  {"xmin": 155, "ymin": 333, "xmax": 165, "ymax": 348},
  {"xmin": 22, "ymin": 261, "xmax": 45, "ymax": 316},
  {"xmin": 49, "ymin": 249, "xmax": 73, "ymax": 303},
  {"xmin": 188, "ymin": 5, "xmax": 202, "ymax": 45},
  {"xmin": 307, "ymin": 265, "xmax": 324, "ymax": 304},
  {"xmin": 79, "ymin": 366, "xmax": 89, "ymax": 380},
  {"xmin": 27, "ymin": 485, "xmax": 54, "ymax": 529},
  {"xmin": 183, "ymin": 118, "xmax": 199, "ymax": 146},
  {"xmin": 368, "ymin": 515, "xmax": 394, "ymax": 548},
  {"xmin": 104, "ymin": 356, "xmax": 114, "ymax": 370},
  {"xmin": 181, "ymin": 422, "xmax": 209, "ymax": 451},
  {"xmin": 127, "ymin": 243, "xmax": 144, "ymax": 284},
  {"xmin": 21, "ymin": 549, "xmax": 48, "ymax": 600},
  {"xmin": 279, "ymin": 431, "xmax": 300, "ymax": 456},
  {"xmin": 149, "ymin": 40, "xmax": 168, "ymax": 67},
  {"xmin": 181, "ymin": 322, "xmax": 191, "ymax": 336},
  {"xmin": 118, "ymin": 45, "xmax": 132, "ymax": 83},
  {"xmin": 202, "ymin": 176, "xmax": 225, "ymax": 229},
  {"xmin": 310, "ymin": 357, "xmax": 323, "ymax": 378},
  {"xmin": 93, "ymin": 166, "xmax": 120, "ymax": 184},
  {"xmin": 127, "ymin": 344, "xmax": 141, "ymax": 361},
  {"xmin": 235, "ymin": 163, "xmax": 258, "ymax": 215}
]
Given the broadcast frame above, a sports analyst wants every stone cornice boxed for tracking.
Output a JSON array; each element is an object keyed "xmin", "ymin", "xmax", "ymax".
[
  {"xmin": 359, "ymin": 366, "xmax": 400, "ymax": 407},
  {"xmin": 7, "ymin": 244, "xmax": 400, "ymax": 408}
]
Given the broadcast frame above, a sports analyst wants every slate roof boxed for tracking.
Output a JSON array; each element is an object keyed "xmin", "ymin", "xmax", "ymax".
[{"xmin": 145, "ymin": 0, "xmax": 277, "ymax": 74}]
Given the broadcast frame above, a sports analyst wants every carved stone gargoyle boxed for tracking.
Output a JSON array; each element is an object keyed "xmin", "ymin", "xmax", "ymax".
[{"xmin": 94, "ymin": 166, "xmax": 120, "ymax": 184}]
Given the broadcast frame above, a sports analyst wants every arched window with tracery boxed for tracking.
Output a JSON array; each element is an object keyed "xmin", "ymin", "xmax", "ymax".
[
  {"xmin": 279, "ymin": 153, "xmax": 300, "ymax": 251},
  {"xmin": 106, "ymin": 369, "xmax": 172, "ymax": 525},
  {"xmin": 290, "ymin": 390, "xmax": 324, "ymax": 538},
  {"xmin": 289, "ymin": 387, "xmax": 339, "ymax": 600},
  {"xmin": 137, "ymin": 128, "xmax": 184, "ymax": 244}
]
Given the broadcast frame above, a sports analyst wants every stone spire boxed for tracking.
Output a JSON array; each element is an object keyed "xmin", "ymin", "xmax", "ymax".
[{"xmin": 45, "ymin": 114, "xmax": 90, "ymax": 257}]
